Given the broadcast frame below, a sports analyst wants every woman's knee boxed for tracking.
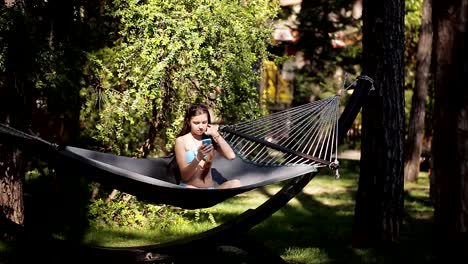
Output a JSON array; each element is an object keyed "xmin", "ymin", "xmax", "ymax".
[{"xmin": 220, "ymin": 179, "xmax": 241, "ymax": 189}]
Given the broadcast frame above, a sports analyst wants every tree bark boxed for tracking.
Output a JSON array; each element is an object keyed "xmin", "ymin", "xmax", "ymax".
[
  {"xmin": 352, "ymin": 0, "xmax": 405, "ymax": 247},
  {"xmin": 404, "ymin": 0, "xmax": 433, "ymax": 182},
  {"xmin": 0, "ymin": 2, "xmax": 32, "ymax": 236},
  {"xmin": 0, "ymin": 147, "xmax": 24, "ymax": 227},
  {"xmin": 432, "ymin": 0, "xmax": 468, "ymax": 260}
]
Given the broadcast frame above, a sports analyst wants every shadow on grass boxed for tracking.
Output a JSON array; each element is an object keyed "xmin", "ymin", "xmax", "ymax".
[{"xmin": 245, "ymin": 175, "xmax": 434, "ymax": 264}]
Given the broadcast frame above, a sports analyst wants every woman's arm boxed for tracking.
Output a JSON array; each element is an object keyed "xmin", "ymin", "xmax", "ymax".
[
  {"xmin": 174, "ymin": 137, "xmax": 201, "ymax": 182},
  {"xmin": 206, "ymin": 125, "xmax": 236, "ymax": 160}
]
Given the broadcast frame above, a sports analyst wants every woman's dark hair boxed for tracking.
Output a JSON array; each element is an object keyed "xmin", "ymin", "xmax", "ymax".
[{"xmin": 177, "ymin": 103, "xmax": 212, "ymax": 137}]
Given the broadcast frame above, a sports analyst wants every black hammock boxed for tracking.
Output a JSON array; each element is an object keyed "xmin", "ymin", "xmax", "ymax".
[{"xmin": 0, "ymin": 76, "xmax": 373, "ymax": 210}]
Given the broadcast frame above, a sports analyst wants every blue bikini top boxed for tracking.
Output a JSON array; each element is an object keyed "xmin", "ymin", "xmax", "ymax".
[{"xmin": 185, "ymin": 149, "xmax": 197, "ymax": 163}]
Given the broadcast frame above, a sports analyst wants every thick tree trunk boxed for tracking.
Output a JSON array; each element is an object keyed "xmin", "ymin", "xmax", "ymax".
[
  {"xmin": 352, "ymin": 0, "xmax": 405, "ymax": 247},
  {"xmin": 404, "ymin": 0, "xmax": 433, "ymax": 182},
  {"xmin": 0, "ymin": 3, "xmax": 33, "ymax": 236},
  {"xmin": 432, "ymin": 0, "xmax": 468, "ymax": 260},
  {"xmin": 0, "ymin": 146, "xmax": 24, "ymax": 226}
]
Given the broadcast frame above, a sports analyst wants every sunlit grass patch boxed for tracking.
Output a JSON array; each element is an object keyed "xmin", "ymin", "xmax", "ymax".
[
  {"xmin": 283, "ymin": 247, "xmax": 330, "ymax": 264},
  {"xmin": 82, "ymin": 221, "xmax": 219, "ymax": 247},
  {"xmin": 403, "ymin": 172, "xmax": 433, "ymax": 220}
]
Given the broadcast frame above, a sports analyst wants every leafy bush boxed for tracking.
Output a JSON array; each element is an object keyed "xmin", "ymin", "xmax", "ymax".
[
  {"xmin": 80, "ymin": 0, "xmax": 279, "ymax": 156},
  {"xmin": 88, "ymin": 196, "xmax": 188, "ymax": 229},
  {"xmin": 87, "ymin": 195, "xmax": 218, "ymax": 230}
]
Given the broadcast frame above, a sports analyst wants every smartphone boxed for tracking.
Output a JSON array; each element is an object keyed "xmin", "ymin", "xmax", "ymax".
[{"xmin": 202, "ymin": 138, "xmax": 212, "ymax": 145}]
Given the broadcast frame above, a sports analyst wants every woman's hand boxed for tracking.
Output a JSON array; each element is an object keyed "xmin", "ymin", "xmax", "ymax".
[
  {"xmin": 196, "ymin": 143, "xmax": 213, "ymax": 161},
  {"xmin": 205, "ymin": 124, "xmax": 220, "ymax": 137}
]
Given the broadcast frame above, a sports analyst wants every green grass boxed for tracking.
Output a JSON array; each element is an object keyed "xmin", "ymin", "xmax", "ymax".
[{"xmin": 1, "ymin": 161, "xmax": 434, "ymax": 263}]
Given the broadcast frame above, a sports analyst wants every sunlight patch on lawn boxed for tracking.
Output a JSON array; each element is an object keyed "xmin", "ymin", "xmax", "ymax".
[
  {"xmin": 288, "ymin": 195, "xmax": 354, "ymax": 207},
  {"xmin": 283, "ymin": 247, "xmax": 330, "ymax": 264},
  {"xmin": 302, "ymin": 185, "xmax": 348, "ymax": 195},
  {"xmin": 404, "ymin": 172, "xmax": 430, "ymax": 192},
  {"xmin": 83, "ymin": 221, "xmax": 219, "ymax": 247}
]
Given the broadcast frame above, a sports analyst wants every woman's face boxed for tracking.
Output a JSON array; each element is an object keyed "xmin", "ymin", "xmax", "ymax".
[{"xmin": 189, "ymin": 113, "xmax": 209, "ymax": 136}]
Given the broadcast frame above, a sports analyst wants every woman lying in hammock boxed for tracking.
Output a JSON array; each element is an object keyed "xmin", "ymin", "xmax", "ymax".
[{"xmin": 174, "ymin": 103, "xmax": 241, "ymax": 189}]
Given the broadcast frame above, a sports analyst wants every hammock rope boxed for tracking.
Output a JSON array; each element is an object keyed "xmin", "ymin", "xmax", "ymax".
[
  {"xmin": 0, "ymin": 123, "xmax": 59, "ymax": 150},
  {"xmin": 221, "ymin": 92, "xmax": 340, "ymax": 170},
  {"xmin": 221, "ymin": 75, "xmax": 373, "ymax": 179}
]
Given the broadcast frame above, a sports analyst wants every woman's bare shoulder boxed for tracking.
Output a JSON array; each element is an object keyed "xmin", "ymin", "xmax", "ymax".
[{"xmin": 175, "ymin": 134, "xmax": 189, "ymax": 148}]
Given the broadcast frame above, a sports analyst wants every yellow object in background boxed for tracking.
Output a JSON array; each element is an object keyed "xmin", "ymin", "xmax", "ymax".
[{"xmin": 261, "ymin": 61, "xmax": 293, "ymax": 108}]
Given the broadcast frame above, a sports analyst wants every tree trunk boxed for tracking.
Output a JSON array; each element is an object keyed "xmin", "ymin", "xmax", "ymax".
[
  {"xmin": 352, "ymin": 0, "xmax": 405, "ymax": 247},
  {"xmin": 404, "ymin": 0, "xmax": 433, "ymax": 182},
  {"xmin": 0, "ymin": 18, "xmax": 33, "ymax": 242},
  {"xmin": 432, "ymin": 0, "xmax": 468, "ymax": 260},
  {"xmin": 0, "ymin": 3, "xmax": 34, "ymax": 237},
  {"xmin": 0, "ymin": 146, "xmax": 24, "ymax": 228}
]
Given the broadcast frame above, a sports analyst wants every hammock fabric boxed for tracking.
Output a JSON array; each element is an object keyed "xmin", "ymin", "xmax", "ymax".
[
  {"xmin": 59, "ymin": 146, "xmax": 317, "ymax": 208},
  {"xmin": 0, "ymin": 75, "xmax": 374, "ymax": 209}
]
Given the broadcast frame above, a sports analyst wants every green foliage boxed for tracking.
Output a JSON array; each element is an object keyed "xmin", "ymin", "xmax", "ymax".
[
  {"xmin": 1, "ymin": 1, "xmax": 107, "ymax": 146},
  {"xmin": 293, "ymin": 0, "xmax": 362, "ymax": 106},
  {"xmin": 405, "ymin": 89, "xmax": 414, "ymax": 128},
  {"xmin": 405, "ymin": 0, "xmax": 424, "ymax": 89},
  {"xmin": 87, "ymin": 195, "xmax": 219, "ymax": 230},
  {"xmin": 87, "ymin": 197, "xmax": 189, "ymax": 229},
  {"xmin": 406, "ymin": 0, "xmax": 423, "ymax": 28},
  {"xmin": 80, "ymin": 0, "xmax": 279, "ymax": 156}
]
